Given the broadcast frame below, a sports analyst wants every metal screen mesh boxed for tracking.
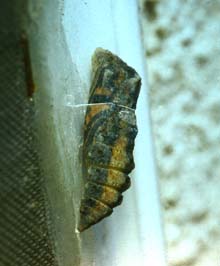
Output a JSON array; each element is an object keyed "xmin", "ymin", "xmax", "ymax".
[{"xmin": 0, "ymin": 2, "xmax": 56, "ymax": 265}]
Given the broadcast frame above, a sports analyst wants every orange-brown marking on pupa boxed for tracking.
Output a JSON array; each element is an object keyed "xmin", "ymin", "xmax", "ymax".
[
  {"xmin": 78, "ymin": 199, "xmax": 112, "ymax": 232},
  {"xmin": 97, "ymin": 184, "xmax": 122, "ymax": 207},
  {"xmin": 106, "ymin": 169, "xmax": 127, "ymax": 190},
  {"xmin": 93, "ymin": 87, "xmax": 112, "ymax": 96},
  {"xmin": 89, "ymin": 201, "xmax": 109, "ymax": 218},
  {"xmin": 109, "ymin": 136, "xmax": 130, "ymax": 171},
  {"xmin": 85, "ymin": 103, "xmax": 110, "ymax": 126}
]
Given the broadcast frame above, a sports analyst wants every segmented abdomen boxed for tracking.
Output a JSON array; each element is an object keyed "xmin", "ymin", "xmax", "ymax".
[{"xmin": 78, "ymin": 48, "xmax": 141, "ymax": 232}]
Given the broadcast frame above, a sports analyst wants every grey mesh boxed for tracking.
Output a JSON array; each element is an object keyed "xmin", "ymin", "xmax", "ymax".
[{"xmin": 0, "ymin": 2, "xmax": 56, "ymax": 265}]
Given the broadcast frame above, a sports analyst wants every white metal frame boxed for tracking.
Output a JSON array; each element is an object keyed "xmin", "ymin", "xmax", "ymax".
[{"xmin": 28, "ymin": 0, "xmax": 166, "ymax": 265}]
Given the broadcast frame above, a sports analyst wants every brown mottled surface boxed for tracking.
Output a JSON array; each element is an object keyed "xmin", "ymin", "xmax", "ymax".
[{"xmin": 140, "ymin": 0, "xmax": 220, "ymax": 265}]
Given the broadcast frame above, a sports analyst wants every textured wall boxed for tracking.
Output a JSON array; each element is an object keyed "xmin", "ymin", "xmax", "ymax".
[{"xmin": 140, "ymin": 1, "xmax": 220, "ymax": 265}]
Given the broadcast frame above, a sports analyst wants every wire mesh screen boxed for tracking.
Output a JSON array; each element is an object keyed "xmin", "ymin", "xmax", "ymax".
[{"xmin": 0, "ymin": 2, "xmax": 56, "ymax": 266}]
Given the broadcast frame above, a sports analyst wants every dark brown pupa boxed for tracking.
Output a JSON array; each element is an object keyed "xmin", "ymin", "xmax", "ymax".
[{"xmin": 78, "ymin": 48, "xmax": 141, "ymax": 232}]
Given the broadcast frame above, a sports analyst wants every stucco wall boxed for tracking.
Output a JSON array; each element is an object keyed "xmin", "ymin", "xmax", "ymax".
[{"xmin": 139, "ymin": 1, "xmax": 220, "ymax": 265}]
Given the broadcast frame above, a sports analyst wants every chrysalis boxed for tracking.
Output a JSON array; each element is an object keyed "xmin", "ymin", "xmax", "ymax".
[{"xmin": 78, "ymin": 48, "xmax": 141, "ymax": 232}]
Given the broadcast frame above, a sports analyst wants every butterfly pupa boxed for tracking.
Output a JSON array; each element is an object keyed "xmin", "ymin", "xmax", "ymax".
[{"xmin": 78, "ymin": 48, "xmax": 141, "ymax": 232}]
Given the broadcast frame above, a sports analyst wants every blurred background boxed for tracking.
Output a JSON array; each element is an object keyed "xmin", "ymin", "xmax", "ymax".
[{"xmin": 140, "ymin": 1, "xmax": 220, "ymax": 265}]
